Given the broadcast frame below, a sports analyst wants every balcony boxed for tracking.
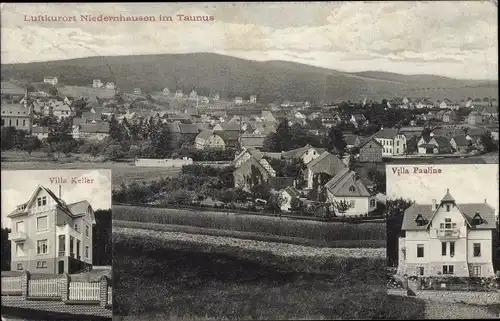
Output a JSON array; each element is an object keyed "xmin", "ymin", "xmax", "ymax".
[
  {"xmin": 29, "ymin": 205, "xmax": 55, "ymax": 215},
  {"xmin": 436, "ymin": 228, "xmax": 460, "ymax": 239},
  {"xmin": 8, "ymin": 231, "xmax": 28, "ymax": 242},
  {"xmin": 58, "ymin": 251, "xmax": 65, "ymax": 257}
]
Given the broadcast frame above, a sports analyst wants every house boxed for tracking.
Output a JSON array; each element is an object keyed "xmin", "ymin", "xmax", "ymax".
[
  {"xmin": 281, "ymin": 144, "xmax": 324, "ymax": 165},
  {"xmin": 279, "ymin": 186, "xmax": 300, "ymax": 212},
  {"xmin": 53, "ymin": 103, "xmax": 73, "ymax": 119},
  {"xmin": 212, "ymin": 93, "xmax": 220, "ymax": 101},
  {"xmin": 213, "ymin": 123, "xmax": 241, "ymax": 132},
  {"xmin": 72, "ymin": 123, "xmax": 110, "ymax": 141},
  {"xmin": 1, "ymin": 104, "xmax": 32, "ymax": 131},
  {"xmin": 43, "ymin": 77, "xmax": 58, "ymax": 86},
  {"xmin": 169, "ymin": 123, "xmax": 200, "ymax": 148},
  {"xmin": 449, "ymin": 135, "xmax": 470, "ymax": 153},
  {"xmin": 31, "ymin": 126, "xmax": 50, "ymax": 140},
  {"xmin": 7, "ymin": 185, "xmax": 96, "ymax": 274},
  {"xmin": 443, "ymin": 110, "xmax": 457, "ymax": 123},
  {"xmin": 261, "ymin": 110, "xmax": 277, "ymax": 123},
  {"xmin": 239, "ymin": 135, "xmax": 266, "ymax": 150},
  {"xmin": 417, "ymin": 135, "xmax": 453, "ymax": 154},
  {"xmin": 253, "ymin": 123, "xmax": 276, "ymax": 136},
  {"xmin": 233, "ymin": 156, "xmax": 274, "ymax": 191},
  {"xmin": 133, "ymin": 88, "xmax": 142, "ymax": 95},
  {"xmin": 350, "ymin": 113, "xmax": 368, "ymax": 128},
  {"xmin": 357, "ymin": 137, "xmax": 383, "ymax": 163},
  {"xmin": 373, "ymin": 128, "xmax": 407, "ymax": 156},
  {"xmin": 217, "ymin": 131, "xmax": 240, "ymax": 148},
  {"xmin": 235, "ymin": 97, "xmax": 243, "ymax": 105},
  {"xmin": 200, "ymin": 97, "xmax": 210, "ymax": 104},
  {"xmin": 93, "ymin": 79, "xmax": 103, "ymax": 88},
  {"xmin": 81, "ymin": 107, "xmax": 103, "ymax": 123},
  {"xmin": 175, "ymin": 90, "xmax": 183, "ymax": 98},
  {"xmin": 321, "ymin": 112, "xmax": 337, "ymax": 128},
  {"xmin": 397, "ymin": 189, "xmax": 496, "ymax": 277},
  {"xmin": 233, "ymin": 147, "xmax": 263, "ymax": 168},
  {"xmin": 304, "ymin": 152, "xmax": 347, "ymax": 190},
  {"xmin": 399, "ymin": 127, "xmax": 425, "ymax": 140},
  {"xmin": 195, "ymin": 129, "xmax": 226, "ymax": 150},
  {"xmin": 162, "ymin": 87, "xmax": 170, "ymax": 96},
  {"xmin": 106, "ymin": 82, "xmax": 115, "ymax": 90},
  {"xmin": 325, "ymin": 168, "xmax": 377, "ymax": 217},
  {"xmin": 344, "ymin": 134, "xmax": 361, "ymax": 149},
  {"xmin": 250, "ymin": 95, "xmax": 257, "ymax": 103},
  {"xmin": 480, "ymin": 106, "xmax": 499, "ymax": 119}
]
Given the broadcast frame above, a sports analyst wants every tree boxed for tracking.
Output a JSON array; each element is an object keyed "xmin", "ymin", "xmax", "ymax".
[
  {"xmin": 386, "ymin": 198, "xmax": 414, "ymax": 267},
  {"xmin": 332, "ymin": 200, "xmax": 353, "ymax": 217},
  {"xmin": 21, "ymin": 135, "xmax": 42, "ymax": 157},
  {"xmin": 1, "ymin": 126, "xmax": 18, "ymax": 150},
  {"xmin": 328, "ymin": 127, "xmax": 347, "ymax": 155},
  {"xmin": 480, "ymin": 132, "xmax": 498, "ymax": 153},
  {"xmin": 1, "ymin": 228, "xmax": 11, "ymax": 271},
  {"xmin": 104, "ymin": 144, "xmax": 125, "ymax": 161},
  {"xmin": 149, "ymin": 122, "xmax": 172, "ymax": 158},
  {"xmin": 49, "ymin": 86, "xmax": 58, "ymax": 96},
  {"xmin": 108, "ymin": 114, "xmax": 122, "ymax": 142},
  {"xmin": 93, "ymin": 209, "xmax": 112, "ymax": 266}
]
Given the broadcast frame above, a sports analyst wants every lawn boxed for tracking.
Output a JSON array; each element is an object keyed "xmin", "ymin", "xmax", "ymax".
[
  {"xmin": 112, "ymin": 229, "xmax": 423, "ymax": 320},
  {"xmin": 113, "ymin": 205, "xmax": 386, "ymax": 242},
  {"xmin": 1, "ymin": 152, "xmax": 180, "ymax": 186}
]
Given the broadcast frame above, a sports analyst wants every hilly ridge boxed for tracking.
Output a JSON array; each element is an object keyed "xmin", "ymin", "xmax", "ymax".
[{"xmin": 1, "ymin": 53, "xmax": 497, "ymax": 103}]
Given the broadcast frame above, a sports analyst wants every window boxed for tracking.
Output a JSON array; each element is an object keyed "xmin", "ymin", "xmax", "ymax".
[
  {"xmin": 37, "ymin": 196, "xmax": 47, "ymax": 207},
  {"xmin": 440, "ymin": 223, "xmax": 444, "ymax": 228},
  {"xmin": 17, "ymin": 263, "xmax": 23, "ymax": 270},
  {"xmin": 446, "ymin": 205, "xmax": 450, "ymax": 212},
  {"xmin": 445, "ymin": 218, "xmax": 452, "ymax": 229},
  {"xmin": 16, "ymin": 221, "xmax": 25, "ymax": 233},
  {"xmin": 85, "ymin": 246, "xmax": 89, "ymax": 258},
  {"xmin": 16, "ymin": 243, "xmax": 25, "ymax": 256},
  {"xmin": 418, "ymin": 267, "xmax": 424, "ymax": 276},
  {"xmin": 16, "ymin": 119, "xmax": 19, "ymax": 126},
  {"xmin": 473, "ymin": 213, "xmax": 482, "ymax": 225},
  {"xmin": 85, "ymin": 225, "xmax": 90, "ymax": 237},
  {"xmin": 37, "ymin": 239, "xmax": 48, "ymax": 255},
  {"xmin": 349, "ymin": 200, "xmax": 355, "ymax": 207},
  {"xmin": 473, "ymin": 266, "xmax": 481, "ymax": 277},
  {"xmin": 369, "ymin": 199, "xmax": 376, "ymax": 207},
  {"xmin": 443, "ymin": 265, "xmax": 454, "ymax": 275},
  {"xmin": 9, "ymin": 119, "xmax": 12, "ymax": 125},
  {"xmin": 74, "ymin": 224, "xmax": 79, "ymax": 232},
  {"xmin": 473, "ymin": 243, "xmax": 481, "ymax": 257},
  {"xmin": 36, "ymin": 216, "xmax": 48, "ymax": 231},
  {"xmin": 36, "ymin": 261, "xmax": 47, "ymax": 268},
  {"xmin": 450, "ymin": 242, "xmax": 455, "ymax": 256},
  {"xmin": 349, "ymin": 186, "xmax": 355, "ymax": 192},
  {"xmin": 417, "ymin": 244, "xmax": 424, "ymax": 258},
  {"xmin": 23, "ymin": 119, "xmax": 26, "ymax": 126},
  {"xmin": 442, "ymin": 242, "xmax": 447, "ymax": 256},
  {"xmin": 397, "ymin": 141, "xmax": 400, "ymax": 146}
]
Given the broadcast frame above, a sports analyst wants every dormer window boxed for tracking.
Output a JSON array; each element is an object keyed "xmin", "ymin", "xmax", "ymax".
[
  {"xmin": 415, "ymin": 214, "xmax": 426, "ymax": 226},
  {"xmin": 473, "ymin": 213, "xmax": 482, "ymax": 225}
]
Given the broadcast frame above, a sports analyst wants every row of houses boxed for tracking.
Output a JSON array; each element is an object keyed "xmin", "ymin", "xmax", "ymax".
[{"xmin": 232, "ymin": 145, "xmax": 378, "ymax": 216}]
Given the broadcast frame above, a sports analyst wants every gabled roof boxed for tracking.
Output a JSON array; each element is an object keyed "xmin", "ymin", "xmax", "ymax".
[
  {"xmin": 441, "ymin": 189, "xmax": 455, "ymax": 202},
  {"xmin": 77, "ymin": 123, "xmax": 110, "ymax": 133},
  {"xmin": 433, "ymin": 136, "xmax": 452, "ymax": 148},
  {"xmin": 234, "ymin": 147, "xmax": 263, "ymax": 166},
  {"xmin": 195, "ymin": 129, "xmax": 216, "ymax": 142},
  {"xmin": 451, "ymin": 135, "xmax": 469, "ymax": 147},
  {"xmin": 240, "ymin": 135, "xmax": 266, "ymax": 149},
  {"xmin": 374, "ymin": 128, "xmax": 399, "ymax": 139},
  {"xmin": 215, "ymin": 123, "xmax": 241, "ymax": 132},
  {"xmin": 402, "ymin": 192, "xmax": 496, "ymax": 231},
  {"xmin": 358, "ymin": 136, "xmax": 383, "ymax": 149},
  {"xmin": 218, "ymin": 130, "xmax": 240, "ymax": 143},
  {"xmin": 344, "ymin": 134, "xmax": 360, "ymax": 146},
  {"xmin": 324, "ymin": 168, "xmax": 372, "ymax": 197},
  {"xmin": 282, "ymin": 144, "xmax": 318, "ymax": 159},
  {"xmin": 306, "ymin": 151, "xmax": 347, "ymax": 176}
]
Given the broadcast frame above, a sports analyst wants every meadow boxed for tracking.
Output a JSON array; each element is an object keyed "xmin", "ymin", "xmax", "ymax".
[
  {"xmin": 113, "ymin": 205, "xmax": 386, "ymax": 243},
  {"xmin": 112, "ymin": 229, "xmax": 423, "ymax": 320}
]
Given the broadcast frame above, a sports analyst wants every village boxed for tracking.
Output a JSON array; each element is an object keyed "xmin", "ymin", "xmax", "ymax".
[{"xmin": 1, "ymin": 78, "xmax": 499, "ymax": 220}]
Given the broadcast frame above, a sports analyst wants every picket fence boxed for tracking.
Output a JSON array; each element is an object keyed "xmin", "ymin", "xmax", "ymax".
[
  {"xmin": 29, "ymin": 278, "xmax": 60, "ymax": 297},
  {"xmin": 1, "ymin": 276, "xmax": 22, "ymax": 293},
  {"xmin": 69, "ymin": 281, "xmax": 100, "ymax": 301}
]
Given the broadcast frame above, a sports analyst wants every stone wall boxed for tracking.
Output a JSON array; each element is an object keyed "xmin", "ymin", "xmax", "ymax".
[
  {"xmin": 135, "ymin": 157, "xmax": 193, "ymax": 167},
  {"xmin": 416, "ymin": 290, "xmax": 500, "ymax": 305}
]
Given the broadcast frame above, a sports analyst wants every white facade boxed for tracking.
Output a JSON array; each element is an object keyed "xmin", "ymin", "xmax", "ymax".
[
  {"xmin": 327, "ymin": 195, "xmax": 377, "ymax": 216},
  {"xmin": 375, "ymin": 134, "xmax": 407, "ymax": 156},
  {"xmin": 93, "ymin": 79, "xmax": 103, "ymax": 88}
]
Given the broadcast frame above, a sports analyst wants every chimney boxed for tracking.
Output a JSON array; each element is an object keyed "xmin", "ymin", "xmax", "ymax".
[
  {"xmin": 59, "ymin": 185, "xmax": 62, "ymax": 199},
  {"xmin": 484, "ymin": 199, "xmax": 487, "ymax": 204},
  {"xmin": 432, "ymin": 199, "xmax": 437, "ymax": 210}
]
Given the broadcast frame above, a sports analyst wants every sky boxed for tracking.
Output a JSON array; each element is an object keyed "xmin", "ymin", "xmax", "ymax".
[
  {"xmin": 1, "ymin": 169, "xmax": 112, "ymax": 229},
  {"xmin": 0, "ymin": 2, "xmax": 498, "ymax": 80},
  {"xmin": 386, "ymin": 164, "xmax": 499, "ymax": 216}
]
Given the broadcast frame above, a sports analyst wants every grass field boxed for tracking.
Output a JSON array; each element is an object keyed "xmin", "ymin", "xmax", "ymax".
[
  {"xmin": 113, "ymin": 205, "xmax": 386, "ymax": 242},
  {"xmin": 1, "ymin": 152, "xmax": 179, "ymax": 186},
  {"xmin": 112, "ymin": 229, "xmax": 422, "ymax": 320}
]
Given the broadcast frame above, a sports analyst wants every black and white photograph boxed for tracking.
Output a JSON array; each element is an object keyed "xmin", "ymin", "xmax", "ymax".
[
  {"xmin": 386, "ymin": 163, "xmax": 500, "ymax": 319},
  {"xmin": 0, "ymin": 1, "xmax": 498, "ymax": 320},
  {"xmin": 1, "ymin": 170, "xmax": 112, "ymax": 320}
]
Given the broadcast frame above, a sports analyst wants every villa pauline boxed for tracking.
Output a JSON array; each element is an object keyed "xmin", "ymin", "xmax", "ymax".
[
  {"xmin": 397, "ymin": 189, "xmax": 497, "ymax": 278},
  {"xmin": 7, "ymin": 185, "xmax": 96, "ymax": 274}
]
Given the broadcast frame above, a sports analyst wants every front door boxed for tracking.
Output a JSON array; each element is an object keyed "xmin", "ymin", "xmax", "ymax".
[
  {"xmin": 58, "ymin": 261, "xmax": 65, "ymax": 274},
  {"xmin": 426, "ymin": 148, "xmax": 433, "ymax": 154}
]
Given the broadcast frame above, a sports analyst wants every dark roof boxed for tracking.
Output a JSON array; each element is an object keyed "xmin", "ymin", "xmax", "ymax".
[
  {"xmin": 402, "ymin": 202, "xmax": 496, "ymax": 230},
  {"xmin": 344, "ymin": 134, "xmax": 360, "ymax": 146},
  {"xmin": 78, "ymin": 123, "xmax": 110, "ymax": 133},
  {"xmin": 218, "ymin": 130, "xmax": 240, "ymax": 143},
  {"xmin": 307, "ymin": 151, "xmax": 347, "ymax": 176},
  {"xmin": 240, "ymin": 135, "xmax": 266, "ymax": 149},
  {"xmin": 433, "ymin": 136, "xmax": 452, "ymax": 148},
  {"xmin": 451, "ymin": 135, "xmax": 469, "ymax": 147},
  {"xmin": 195, "ymin": 129, "xmax": 215, "ymax": 142},
  {"xmin": 268, "ymin": 177, "xmax": 295, "ymax": 190},
  {"xmin": 441, "ymin": 189, "xmax": 455, "ymax": 202},
  {"xmin": 325, "ymin": 168, "xmax": 372, "ymax": 197},
  {"xmin": 374, "ymin": 128, "xmax": 399, "ymax": 139},
  {"xmin": 282, "ymin": 144, "xmax": 318, "ymax": 159},
  {"xmin": 359, "ymin": 137, "xmax": 383, "ymax": 149},
  {"xmin": 215, "ymin": 123, "xmax": 241, "ymax": 132}
]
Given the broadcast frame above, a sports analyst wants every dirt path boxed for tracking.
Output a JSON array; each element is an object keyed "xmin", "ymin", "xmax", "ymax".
[{"xmin": 423, "ymin": 300, "xmax": 498, "ymax": 319}]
